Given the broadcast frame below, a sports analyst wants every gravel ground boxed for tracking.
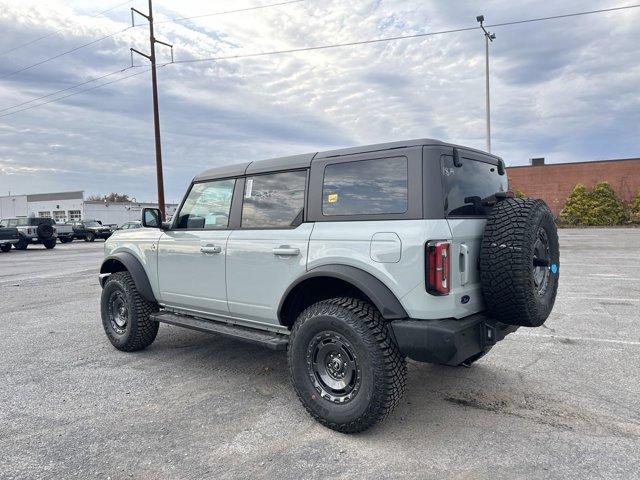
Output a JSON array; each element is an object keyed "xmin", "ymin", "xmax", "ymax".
[{"xmin": 1, "ymin": 229, "xmax": 639, "ymax": 480}]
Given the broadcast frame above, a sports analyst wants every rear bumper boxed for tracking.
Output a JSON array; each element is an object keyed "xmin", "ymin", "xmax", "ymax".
[{"xmin": 389, "ymin": 314, "xmax": 519, "ymax": 366}]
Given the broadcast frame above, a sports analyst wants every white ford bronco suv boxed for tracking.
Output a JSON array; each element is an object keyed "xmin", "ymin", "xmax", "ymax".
[{"xmin": 99, "ymin": 139, "xmax": 559, "ymax": 433}]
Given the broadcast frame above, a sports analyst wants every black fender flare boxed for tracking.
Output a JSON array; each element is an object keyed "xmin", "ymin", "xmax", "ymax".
[
  {"xmin": 278, "ymin": 264, "xmax": 408, "ymax": 321},
  {"xmin": 100, "ymin": 252, "xmax": 156, "ymax": 303}
]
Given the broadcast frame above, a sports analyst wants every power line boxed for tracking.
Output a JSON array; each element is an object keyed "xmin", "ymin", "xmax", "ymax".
[
  {"xmin": 0, "ymin": 66, "xmax": 141, "ymax": 114},
  {"xmin": 173, "ymin": 3, "xmax": 640, "ymax": 65},
  {"xmin": 1, "ymin": 3, "xmax": 638, "ymax": 118},
  {"xmin": 0, "ymin": 28, "xmax": 131, "ymax": 80},
  {"xmin": 0, "ymin": 0, "xmax": 133, "ymax": 57},
  {"xmin": 0, "ymin": 0, "xmax": 308, "ymax": 81},
  {"xmin": 155, "ymin": 0, "xmax": 306, "ymax": 25},
  {"xmin": 0, "ymin": 66, "xmax": 163, "ymax": 119}
]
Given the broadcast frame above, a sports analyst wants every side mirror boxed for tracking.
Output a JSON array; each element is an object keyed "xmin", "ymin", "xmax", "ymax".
[{"xmin": 142, "ymin": 208, "xmax": 162, "ymax": 228}]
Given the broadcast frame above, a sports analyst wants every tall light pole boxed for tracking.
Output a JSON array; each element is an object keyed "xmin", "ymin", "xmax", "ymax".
[{"xmin": 476, "ymin": 15, "xmax": 496, "ymax": 153}]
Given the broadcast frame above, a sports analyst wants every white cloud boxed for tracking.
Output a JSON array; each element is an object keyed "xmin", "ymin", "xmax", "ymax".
[{"xmin": 0, "ymin": 0, "xmax": 638, "ymax": 201}]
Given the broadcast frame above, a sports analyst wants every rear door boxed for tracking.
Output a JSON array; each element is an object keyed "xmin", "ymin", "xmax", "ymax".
[
  {"xmin": 441, "ymin": 148, "xmax": 508, "ymax": 312},
  {"xmin": 157, "ymin": 178, "xmax": 236, "ymax": 314},
  {"xmin": 226, "ymin": 170, "xmax": 310, "ymax": 326}
]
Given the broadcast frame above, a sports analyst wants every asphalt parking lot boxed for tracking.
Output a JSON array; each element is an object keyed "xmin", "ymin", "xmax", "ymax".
[{"xmin": 1, "ymin": 229, "xmax": 639, "ymax": 480}]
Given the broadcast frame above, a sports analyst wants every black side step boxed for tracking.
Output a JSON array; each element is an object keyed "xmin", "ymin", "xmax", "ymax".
[{"xmin": 151, "ymin": 311, "xmax": 289, "ymax": 351}]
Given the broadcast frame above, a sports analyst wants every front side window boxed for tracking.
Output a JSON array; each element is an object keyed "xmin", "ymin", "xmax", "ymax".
[
  {"xmin": 322, "ymin": 157, "xmax": 408, "ymax": 216},
  {"xmin": 176, "ymin": 179, "xmax": 235, "ymax": 229},
  {"xmin": 241, "ymin": 171, "xmax": 306, "ymax": 228}
]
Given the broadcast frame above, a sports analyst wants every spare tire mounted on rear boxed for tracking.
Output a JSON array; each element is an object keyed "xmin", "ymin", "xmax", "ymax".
[{"xmin": 480, "ymin": 197, "xmax": 559, "ymax": 327}]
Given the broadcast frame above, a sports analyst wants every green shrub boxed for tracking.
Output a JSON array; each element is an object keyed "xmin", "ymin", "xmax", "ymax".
[
  {"xmin": 560, "ymin": 183, "xmax": 590, "ymax": 225},
  {"xmin": 630, "ymin": 188, "xmax": 640, "ymax": 223},
  {"xmin": 560, "ymin": 182, "xmax": 624, "ymax": 226}
]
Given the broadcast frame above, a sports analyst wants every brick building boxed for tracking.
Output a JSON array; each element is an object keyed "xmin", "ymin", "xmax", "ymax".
[{"xmin": 507, "ymin": 157, "xmax": 640, "ymax": 215}]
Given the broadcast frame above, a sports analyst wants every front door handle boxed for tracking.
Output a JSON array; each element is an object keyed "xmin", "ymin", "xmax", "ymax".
[
  {"xmin": 201, "ymin": 245, "xmax": 222, "ymax": 255},
  {"xmin": 272, "ymin": 246, "xmax": 300, "ymax": 257}
]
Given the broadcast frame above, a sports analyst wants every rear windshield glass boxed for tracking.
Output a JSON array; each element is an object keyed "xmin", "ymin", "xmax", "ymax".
[{"xmin": 442, "ymin": 155, "xmax": 507, "ymax": 216}]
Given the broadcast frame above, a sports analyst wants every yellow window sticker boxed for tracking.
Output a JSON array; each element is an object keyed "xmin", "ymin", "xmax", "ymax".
[{"xmin": 327, "ymin": 193, "xmax": 338, "ymax": 203}]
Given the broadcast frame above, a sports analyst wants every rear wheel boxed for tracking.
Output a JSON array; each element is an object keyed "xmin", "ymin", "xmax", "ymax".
[
  {"xmin": 59, "ymin": 237, "xmax": 72, "ymax": 244},
  {"xmin": 43, "ymin": 238, "xmax": 56, "ymax": 249},
  {"xmin": 14, "ymin": 237, "xmax": 28, "ymax": 250},
  {"xmin": 288, "ymin": 298, "xmax": 407, "ymax": 433},
  {"xmin": 101, "ymin": 271, "xmax": 159, "ymax": 351}
]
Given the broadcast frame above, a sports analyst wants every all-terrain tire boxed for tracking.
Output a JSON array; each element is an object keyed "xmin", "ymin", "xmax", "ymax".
[
  {"xmin": 43, "ymin": 238, "xmax": 56, "ymax": 249},
  {"xmin": 101, "ymin": 271, "xmax": 159, "ymax": 351},
  {"xmin": 36, "ymin": 223, "xmax": 54, "ymax": 239},
  {"xmin": 288, "ymin": 298, "xmax": 407, "ymax": 433},
  {"xmin": 480, "ymin": 197, "xmax": 559, "ymax": 327}
]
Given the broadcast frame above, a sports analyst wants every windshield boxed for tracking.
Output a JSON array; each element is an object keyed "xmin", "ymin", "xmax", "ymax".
[{"xmin": 84, "ymin": 221, "xmax": 101, "ymax": 227}]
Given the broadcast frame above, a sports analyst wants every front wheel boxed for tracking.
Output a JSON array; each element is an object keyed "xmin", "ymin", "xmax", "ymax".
[
  {"xmin": 0, "ymin": 243, "xmax": 11, "ymax": 253},
  {"xmin": 101, "ymin": 271, "xmax": 159, "ymax": 351},
  {"xmin": 43, "ymin": 238, "xmax": 56, "ymax": 249},
  {"xmin": 86, "ymin": 232, "xmax": 96, "ymax": 242},
  {"xmin": 288, "ymin": 298, "xmax": 407, "ymax": 433}
]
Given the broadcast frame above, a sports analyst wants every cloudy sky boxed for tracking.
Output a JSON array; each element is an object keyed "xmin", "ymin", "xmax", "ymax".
[{"xmin": 0, "ymin": 0, "xmax": 638, "ymax": 202}]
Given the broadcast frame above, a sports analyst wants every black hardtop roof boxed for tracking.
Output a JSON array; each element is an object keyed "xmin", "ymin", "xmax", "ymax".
[{"xmin": 194, "ymin": 138, "xmax": 500, "ymax": 181}]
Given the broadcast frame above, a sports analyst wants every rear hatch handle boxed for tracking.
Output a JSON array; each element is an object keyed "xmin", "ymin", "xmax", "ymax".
[{"xmin": 459, "ymin": 244, "xmax": 469, "ymax": 286}]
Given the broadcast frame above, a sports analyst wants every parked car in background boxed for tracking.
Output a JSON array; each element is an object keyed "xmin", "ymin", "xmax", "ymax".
[
  {"xmin": 118, "ymin": 221, "xmax": 142, "ymax": 230},
  {"xmin": 55, "ymin": 222, "xmax": 75, "ymax": 243},
  {"xmin": 0, "ymin": 217, "xmax": 57, "ymax": 249},
  {"xmin": 0, "ymin": 221, "xmax": 20, "ymax": 252},
  {"xmin": 67, "ymin": 220, "xmax": 113, "ymax": 242}
]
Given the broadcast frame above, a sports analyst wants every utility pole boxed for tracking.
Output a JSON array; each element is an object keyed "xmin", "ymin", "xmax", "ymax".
[
  {"xmin": 476, "ymin": 15, "xmax": 495, "ymax": 153},
  {"xmin": 130, "ymin": 0, "xmax": 173, "ymax": 220}
]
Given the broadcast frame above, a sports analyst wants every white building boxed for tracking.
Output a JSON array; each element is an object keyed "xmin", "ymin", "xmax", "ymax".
[
  {"xmin": 0, "ymin": 191, "xmax": 177, "ymax": 226},
  {"xmin": 84, "ymin": 201, "xmax": 177, "ymax": 226}
]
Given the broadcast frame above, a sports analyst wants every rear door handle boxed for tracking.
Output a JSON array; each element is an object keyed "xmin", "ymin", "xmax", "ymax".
[
  {"xmin": 201, "ymin": 245, "xmax": 222, "ymax": 254},
  {"xmin": 272, "ymin": 246, "xmax": 300, "ymax": 257}
]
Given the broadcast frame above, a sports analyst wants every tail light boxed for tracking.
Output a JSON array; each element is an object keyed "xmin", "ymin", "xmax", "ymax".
[{"xmin": 426, "ymin": 240, "xmax": 450, "ymax": 295}]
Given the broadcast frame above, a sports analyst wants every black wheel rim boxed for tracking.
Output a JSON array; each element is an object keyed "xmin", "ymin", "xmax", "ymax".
[
  {"xmin": 532, "ymin": 227, "xmax": 551, "ymax": 296},
  {"xmin": 108, "ymin": 290, "xmax": 129, "ymax": 335},
  {"xmin": 306, "ymin": 331, "xmax": 361, "ymax": 404}
]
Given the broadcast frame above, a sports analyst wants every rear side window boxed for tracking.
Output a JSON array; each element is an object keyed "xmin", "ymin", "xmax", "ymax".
[
  {"xmin": 176, "ymin": 179, "xmax": 235, "ymax": 229},
  {"xmin": 442, "ymin": 155, "xmax": 507, "ymax": 216},
  {"xmin": 241, "ymin": 171, "xmax": 306, "ymax": 228},
  {"xmin": 322, "ymin": 157, "xmax": 408, "ymax": 216}
]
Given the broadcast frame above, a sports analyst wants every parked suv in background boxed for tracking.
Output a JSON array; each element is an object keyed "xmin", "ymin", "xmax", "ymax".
[
  {"xmin": 99, "ymin": 139, "xmax": 560, "ymax": 433},
  {"xmin": 0, "ymin": 217, "xmax": 58, "ymax": 249},
  {"xmin": 68, "ymin": 220, "xmax": 113, "ymax": 242},
  {"xmin": 0, "ymin": 221, "xmax": 20, "ymax": 252}
]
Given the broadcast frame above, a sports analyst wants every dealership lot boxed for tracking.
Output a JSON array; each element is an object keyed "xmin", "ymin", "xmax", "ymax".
[{"xmin": 1, "ymin": 229, "xmax": 639, "ymax": 479}]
